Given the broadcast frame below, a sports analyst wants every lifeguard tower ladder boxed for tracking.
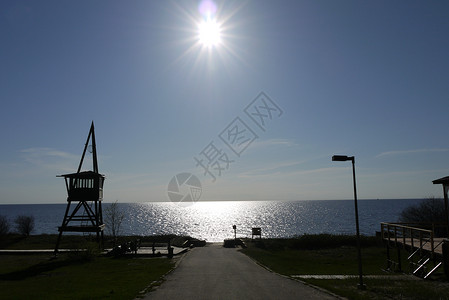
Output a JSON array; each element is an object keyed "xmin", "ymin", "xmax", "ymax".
[{"xmin": 54, "ymin": 122, "xmax": 106, "ymax": 254}]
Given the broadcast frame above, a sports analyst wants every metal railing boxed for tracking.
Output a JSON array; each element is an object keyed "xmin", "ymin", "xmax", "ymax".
[
  {"xmin": 381, "ymin": 222, "xmax": 447, "ymax": 278},
  {"xmin": 381, "ymin": 222, "xmax": 436, "ymax": 257}
]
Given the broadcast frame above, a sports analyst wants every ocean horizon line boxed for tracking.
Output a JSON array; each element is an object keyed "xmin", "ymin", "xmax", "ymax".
[
  {"xmin": 0, "ymin": 199, "xmax": 423, "ymax": 239},
  {"xmin": 0, "ymin": 198, "xmax": 426, "ymax": 206}
]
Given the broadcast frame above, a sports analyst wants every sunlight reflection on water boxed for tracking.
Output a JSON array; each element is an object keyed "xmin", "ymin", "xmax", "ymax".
[
  {"xmin": 1, "ymin": 199, "xmax": 422, "ymax": 242},
  {"xmin": 117, "ymin": 199, "xmax": 422, "ymax": 242}
]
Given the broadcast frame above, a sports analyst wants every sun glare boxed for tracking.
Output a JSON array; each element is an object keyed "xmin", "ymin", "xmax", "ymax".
[
  {"xmin": 167, "ymin": 0, "xmax": 245, "ymax": 70},
  {"xmin": 198, "ymin": 18, "xmax": 221, "ymax": 47}
]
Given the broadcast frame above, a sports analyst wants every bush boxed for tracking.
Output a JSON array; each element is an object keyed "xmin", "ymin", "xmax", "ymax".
[
  {"xmin": 0, "ymin": 215, "xmax": 9, "ymax": 236},
  {"xmin": 289, "ymin": 234, "xmax": 377, "ymax": 249},
  {"xmin": 399, "ymin": 197, "xmax": 447, "ymax": 236},
  {"xmin": 249, "ymin": 234, "xmax": 378, "ymax": 251},
  {"xmin": 14, "ymin": 215, "xmax": 34, "ymax": 236}
]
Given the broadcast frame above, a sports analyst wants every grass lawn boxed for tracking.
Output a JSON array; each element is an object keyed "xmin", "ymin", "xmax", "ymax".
[
  {"xmin": 0, "ymin": 234, "xmax": 178, "ymax": 300},
  {"xmin": 241, "ymin": 246, "xmax": 388, "ymax": 276},
  {"xmin": 3, "ymin": 234, "xmax": 449, "ymax": 299},
  {"xmin": 306, "ymin": 277, "xmax": 449, "ymax": 300},
  {"xmin": 0, "ymin": 254, "xmax": 174, "ymax": 300},
  {"xmin": 241, "ymin": 235, "xmax": 449, "ymax": 300}
]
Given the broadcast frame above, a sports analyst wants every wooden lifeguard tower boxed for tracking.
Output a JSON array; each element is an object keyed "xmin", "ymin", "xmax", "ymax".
[{"xmin": 54, "ymin": 122, "xmax": 106, "ymax": 254}]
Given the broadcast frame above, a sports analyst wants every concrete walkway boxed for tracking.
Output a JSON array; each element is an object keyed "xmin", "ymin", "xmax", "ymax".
[{"xmin": 143, "ymin": 243, "xmax": 339, "ymax": 300}]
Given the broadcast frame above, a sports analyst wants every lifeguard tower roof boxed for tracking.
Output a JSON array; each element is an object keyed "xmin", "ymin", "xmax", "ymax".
[{"xmin": 58, "ymin": 171, "xmax": 105, "ymax": 178}]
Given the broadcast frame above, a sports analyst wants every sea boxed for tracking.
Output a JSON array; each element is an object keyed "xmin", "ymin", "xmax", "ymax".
[{"xmin": 0, "ymin": 199, "xmax": 422, "ymax": 242}]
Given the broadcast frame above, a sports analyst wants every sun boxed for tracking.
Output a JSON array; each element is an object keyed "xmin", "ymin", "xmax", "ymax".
[
  {"xmin": 166, "ymin": 0, "xmax": 246, "ymax": 70},
  {"xmin": 198, "ymin": 18, "xmax": 221, "ymax": 48}
]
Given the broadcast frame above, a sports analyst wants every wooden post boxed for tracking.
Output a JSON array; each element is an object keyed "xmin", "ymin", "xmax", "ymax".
[
  {"xmin": 386, "ymin": 242, "xmax": 391, "ymax": 270},
  {"xmin": 167, "ymin": 240, "xmax": 173, "ymax": 258},
  {"xmin": 444, "ymin": 185, "xmax": 449, "ymax": 238},
  {"xmin": 443, "ymin": 239, "xmax": 449, "ymax": 278},
  {"xmin": 431, "ymin": 231, "xmax": 435, "ymax": 261},
  {"xmin": 402, "ymin": 227, "xmax": 406, "ymax": 249},
  {"xmin": 419, "ymin": 232, "xmax": 423, "ymax": 257},
  {"xmin": 394, "ymin": 227, "xmax": 398, "ymax": 247}
]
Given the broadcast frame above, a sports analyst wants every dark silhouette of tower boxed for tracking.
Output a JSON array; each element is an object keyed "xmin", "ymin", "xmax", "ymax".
[{"xmin": 54, "ymin": 122, "xmax": 105, "ymax": 254}]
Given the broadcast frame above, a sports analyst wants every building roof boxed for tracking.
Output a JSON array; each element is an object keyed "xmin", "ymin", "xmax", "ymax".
[{"xmin": 432, "ymin": 176, "xmax": 449, "ymax": 185}]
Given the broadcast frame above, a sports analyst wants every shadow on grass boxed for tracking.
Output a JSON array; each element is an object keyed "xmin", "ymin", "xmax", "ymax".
[
  {"xmin": 0, "ymin": 234, "xmax": 27, "ymax": 249},
  {"xmin": 0, "ymin": 257, "xmax": 84, "ymax": 281}
]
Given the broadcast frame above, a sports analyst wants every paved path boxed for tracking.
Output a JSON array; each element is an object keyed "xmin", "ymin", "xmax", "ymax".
[{"xmin": 143, "ymin": 244, "xmax": 339, "ymax": 300}]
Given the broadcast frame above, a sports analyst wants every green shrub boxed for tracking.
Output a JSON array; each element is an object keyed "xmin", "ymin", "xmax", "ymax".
[
  {"xmin": 0, "ymin": 215, "xmax": 9, "ymax": 236},
  {"xmin": 399, "ymin": 197, "xmax": 447, "ymax": 236},
  {"xmin": 249, "ymin": 234, "xmax": 378, "ymax": 251}
]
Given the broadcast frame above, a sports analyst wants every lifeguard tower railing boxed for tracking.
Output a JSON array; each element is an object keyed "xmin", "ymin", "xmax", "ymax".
[{"xmin": 381, "ymin": 222, "xmax": 447, "ymax": 278}]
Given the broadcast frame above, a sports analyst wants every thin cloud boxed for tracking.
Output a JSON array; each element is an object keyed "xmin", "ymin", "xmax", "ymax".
[
  {"xmin": 249, "ymin": 138, "xmax": 298, "ymax": 150},
  {"xmin": 21, "ymin": 148, "xmax": 77, "ymax": 159},
  {"xmin": 238, "ymin": 162, "xmax": 343, "ymax": 179},
  {"xmin": 363, "ymin": 168, "xmax": 449, "ymax": 178},
  {"xmin": 237, "ymin": 160, "xmax": 307, "ymax": 177},
  {"xmin": 376, "ymin": 148, "xmax": 449, "ymax": 158},
  {"xmin": 20, "ymin": 147, "xmax": 81, "ymax": 172},
  {"xmin": 282, "ymin": 166, "xmax": 348, "ymax": 177}
]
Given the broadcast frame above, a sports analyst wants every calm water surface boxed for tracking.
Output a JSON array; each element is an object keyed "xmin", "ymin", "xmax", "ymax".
[{"xmin": 0, "ymin": 199, "xmax": 422, "ymax": 242}]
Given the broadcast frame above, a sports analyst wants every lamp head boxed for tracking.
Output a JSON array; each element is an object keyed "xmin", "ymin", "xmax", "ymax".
[{"xmin": 332, "ymin": 155, "xmax": 354, "ymax": 162}]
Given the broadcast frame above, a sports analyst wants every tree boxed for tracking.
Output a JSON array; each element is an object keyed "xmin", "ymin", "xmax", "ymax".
[
  {"xmin": 0, "ymin": 215, "xmax": 9, "ymax": 236},
  {"xmin": 399, "ymin": 197, "xmax": 446, "ymax": 236},
  {"xmin": 104, "ymin": 200, "xmax": 125, "ymax": 245},
  {"xmin": 14, "ymin": 215, "xmax": 34, "ymax": 236}
]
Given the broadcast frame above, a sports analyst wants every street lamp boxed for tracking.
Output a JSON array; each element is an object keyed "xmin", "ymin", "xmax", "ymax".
[{"xmin": 332, "ymin": 155, "xmax": 366, "ymax": 290}]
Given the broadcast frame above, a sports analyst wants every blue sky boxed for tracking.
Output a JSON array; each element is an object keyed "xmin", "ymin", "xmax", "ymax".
[{"xmin": 1, "ymin": 0, "xmax": 449, "ymax": 204}]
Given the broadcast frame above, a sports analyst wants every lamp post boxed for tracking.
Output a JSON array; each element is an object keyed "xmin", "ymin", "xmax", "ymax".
[{"xmin": 332, "ymin": 155, "xmax": 365, "ymax": 290}]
